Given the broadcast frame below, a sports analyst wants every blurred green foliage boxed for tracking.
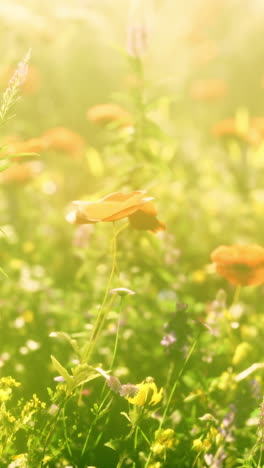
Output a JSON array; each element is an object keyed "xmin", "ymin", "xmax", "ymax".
[{"xmin": 1, "ymin": 0, "xmax": 264, "ymax": 467}]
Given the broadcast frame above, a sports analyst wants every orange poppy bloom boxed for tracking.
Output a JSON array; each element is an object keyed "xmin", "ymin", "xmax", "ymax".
[
  {"xmin": 190, "ymin": 79, "xmax": 227, "ymax": 101},
  {"xmin": 128, "ymin": 199, "xmax": 166, "ymax": 233},
  {"xmin": 86, "ymin": 104, "xmax": 132, "ymax": 128},
  {"xmin": 0, "ymin": 161, "xmax": 42, "ymax": 184},
  {"xmin": 66, "ymin": 191, "xmax": 165, "ymax": 233},
  {"xmin": 212, "ymin": 117, "xmax": 264, "ymax": 146},
  {"xmin": 212, "ymin": 118, "xmax": 239, "ymax": 138},
  {"xmin": 211, "ymin": 244, "xmax": 264, "ymax": 286},
  {"xmin": 42, "ymin": 127, "xmax": 85, "ymax": 158},
  {"xmin": 2, "ymin": 137, "xmax": 47, "ymax": 158}
]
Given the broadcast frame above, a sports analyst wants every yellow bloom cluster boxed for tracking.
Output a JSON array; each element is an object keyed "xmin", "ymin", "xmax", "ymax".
[
  {"xmin": 21, "ymin": 394, "xmax": 46, "ymax": 425},
  {"xmin": 0, "ymin": 377, "xmax": 21, "ymax": 402},
  {"xmin": 192, "ymin": 427, "xmax": 222, "ymax": 452},
  {"xmin": 0, "ymin": 376, "xmax": 21, "ymax": 388},
  {"xmin": 151, "ymin": 428, "xmax": 178, "ymax": 455}
]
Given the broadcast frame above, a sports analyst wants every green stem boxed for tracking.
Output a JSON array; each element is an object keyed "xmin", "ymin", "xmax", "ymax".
[
  {"xmin": 85, "ymin": 294, "xmax": 115, "ymax": 362},
  {"xmin": 192, "ymin": 451, "xmax": 202, "ymax": 468},
  {"xmin": 81, "ymin": 423, "xmax": 94, "ymax": 457},
  {"xmin": 110, "ymin": 297, "xmax": 123, "ymax": 370},
  {"xmin": 231, "ymin": 284, "xmax": 242, "ymax": 307},
  {"xmin": 40, "ymin": 396, "xmax": 69, "ymax": 467},
  {"xmin": 82, "ymin": 222, "xmax": 128, "ymax": 363},
  {"xmin": 161, "ymin": 336, "xmax": 200, "ymax": 427},
  {"xmin": 62, "ymin": 403, "xmax": 72, "ymax": 457},
  {"xmin": 81, "ymin": 392, "xmax": 112, "ymax": 456},
  {"xmin": 138, "ymin": 427, "xmax": 151, "ymax": 446},
  {"xmin": 144, "ymin": 333, "xmax": 201, "ymax": 468},
  {"xmin": 257, "ymin": 446, "xmax": 263, "ymax": 468},
  {"xmin": 100, "ymin": 297, "xmax": 124, "ymax": 397},
  {"xmin": 134, "ymin": 426, "xmax": 139, "ymax": 450},
  {"xmin": 117, "ymin": 457, "xmax": 125, "ymax": 468}
]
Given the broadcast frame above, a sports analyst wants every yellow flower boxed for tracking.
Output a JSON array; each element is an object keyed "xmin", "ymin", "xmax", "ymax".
[
  {"xmin": 0, "ymin": 376, "xmax": 20, "ymax": 388},
  {"xmin": 191, "ymin": 269, "xmax": 207, "ymax": 284},
  {"xmin": 22, "ymin": 310, "xmax": 34, "ymax": 323},
  {"xmin": 23, "ymin": 242, "xmax": 35, "ymax": 253},
  {"xmin": 126, "ymin": 378, "xmax": 163, "ymax": 406},
  {"xmin": 192, "ymin": 438, "xmax": 204, "ymax": 452},
  {"xmin": 0, "ymin": 389, "xmax": 10, "ymax": 402},
  {"xmin": 151, "ymin": 428, "xmax": 178, "ymax": 454},
  {"xmin": 6, "ymin": 413, "xmax": 15, "ymax": 423},
  {"xmin": 232, "ymin": 342, "xmax": 253, "ymax": 366}
]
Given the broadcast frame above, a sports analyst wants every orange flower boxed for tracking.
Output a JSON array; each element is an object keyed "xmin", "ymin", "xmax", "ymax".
[
  {"xmin": 190, "ymin": 79, "xmax": 227, "ymax": 101},
  {"xmin": 86, "ymin": 104, "xmax": 132, "ymax": 127},
  {"xmin": 212, "ymin": 118, "xmax": 239, "ymax": 138},
  {"xmin": 212, "ymin": 117, "xmax": 264, "ymax": 146},
  {"xmin": 129, "ymin": 200, "xmax": 166, "ymax": 233},
  {"xmin": 0, "ymin": 161, "xmax": 42, "ymax": 184},
  {"xmin": 66, "ymin": 191, "xmax": 165, "ymax": 233},
  {"xmin": 2, "ymin": 137, "xmax": 47, "ymax": 158},
  {"xmin": 42, "ymin": 127, "xmax": 85, "ymax": 158},
  {"xmin": 211, "ymin": 244, "xmax": 264, "ymax": 286}
]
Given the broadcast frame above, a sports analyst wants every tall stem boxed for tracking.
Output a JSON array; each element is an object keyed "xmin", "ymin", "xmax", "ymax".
[
  {"xmin": 82, "ymin": 222, "xmax": 128, "ymax": 363},
  {"xmin": 231, "ymin": 285, "xmax": 242, "ymax": 307},
  {"xmin": 110, "ymin": 297, "xmax": 124, "ymax": 370},
  {"xmin": 144, "ymin": 333, "xmax": 201, "ymax": 468}
]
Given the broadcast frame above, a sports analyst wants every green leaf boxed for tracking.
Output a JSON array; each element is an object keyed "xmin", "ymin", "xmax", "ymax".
[
  {"xmin": 1, "ymin": 152, "xmax": 39, "ymax": 159},
  {"xmin": 51, "ymin": 355, "xmax": 72, "ymax": 386},
  {"xmin": 71, "ymin": 363, "xmax": 100, "ymax": 390},
  {"xmin": 104, "ymin": 438, "xmax": 128, "ymax": 454},
  {"xmin": 0, "ymin": 161, "xmax": 12, "ymax": 172},
  {"xmin": 0, "ymin": 266, "xmax": 8, "ymax": 278}
]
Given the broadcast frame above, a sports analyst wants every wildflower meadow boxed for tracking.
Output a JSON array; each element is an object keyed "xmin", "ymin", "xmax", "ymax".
[{"xmin": 2, "ymin": 0, "xmax": 264, "ymax": 467}]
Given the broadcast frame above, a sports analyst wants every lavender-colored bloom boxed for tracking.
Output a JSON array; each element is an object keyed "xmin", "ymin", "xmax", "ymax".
[
  {"xmin": 119, "ymin": 384, "xmax": 139, "ymax": 398},
  {"xmin": 161, "ymin": 332, "xmax": 177, "ymax": 347},
  {"xmin": 259, "ymin": 398, "xmax": 264, "ymax": 431},
  {"xmin": 204, "ymin": 448, "xmax": 226, "ymax": 468},
  {"xmin": 219, "ymin": 405, "xmax": 235, "ymax": 443},
  {"xmin": 8, "ymin": 51, "xmax": 30, "ymax": 88},
  {"xmin": 106, "ymin": 376, "xmax": 122, "ymax": 394},
  {"xmin": 250, "ymin": 379, "xmax": 261, "ymax": 400},
  {"xmin": 127, "ymin": 22, "xmax": 148, "ymax": 57},
  {"xmin": 0, "ymin": 49, "xmax": 31, "ymax": 122},
  {"xmin": 96, "ymin": 367, "xmax": 139, "ymax": 398},
  {"xmin": 127, "ymin": 0, "xmax": 148, "ymax": 57},
  {"xmin": 54, "ymin": 376, "xmax": 65, "ymax": 382}
]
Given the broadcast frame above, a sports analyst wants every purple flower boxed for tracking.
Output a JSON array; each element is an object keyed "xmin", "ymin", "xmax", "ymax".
[{"xmin": 161, "ymin": 332, "xmax": 177, "ymax": 347}]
